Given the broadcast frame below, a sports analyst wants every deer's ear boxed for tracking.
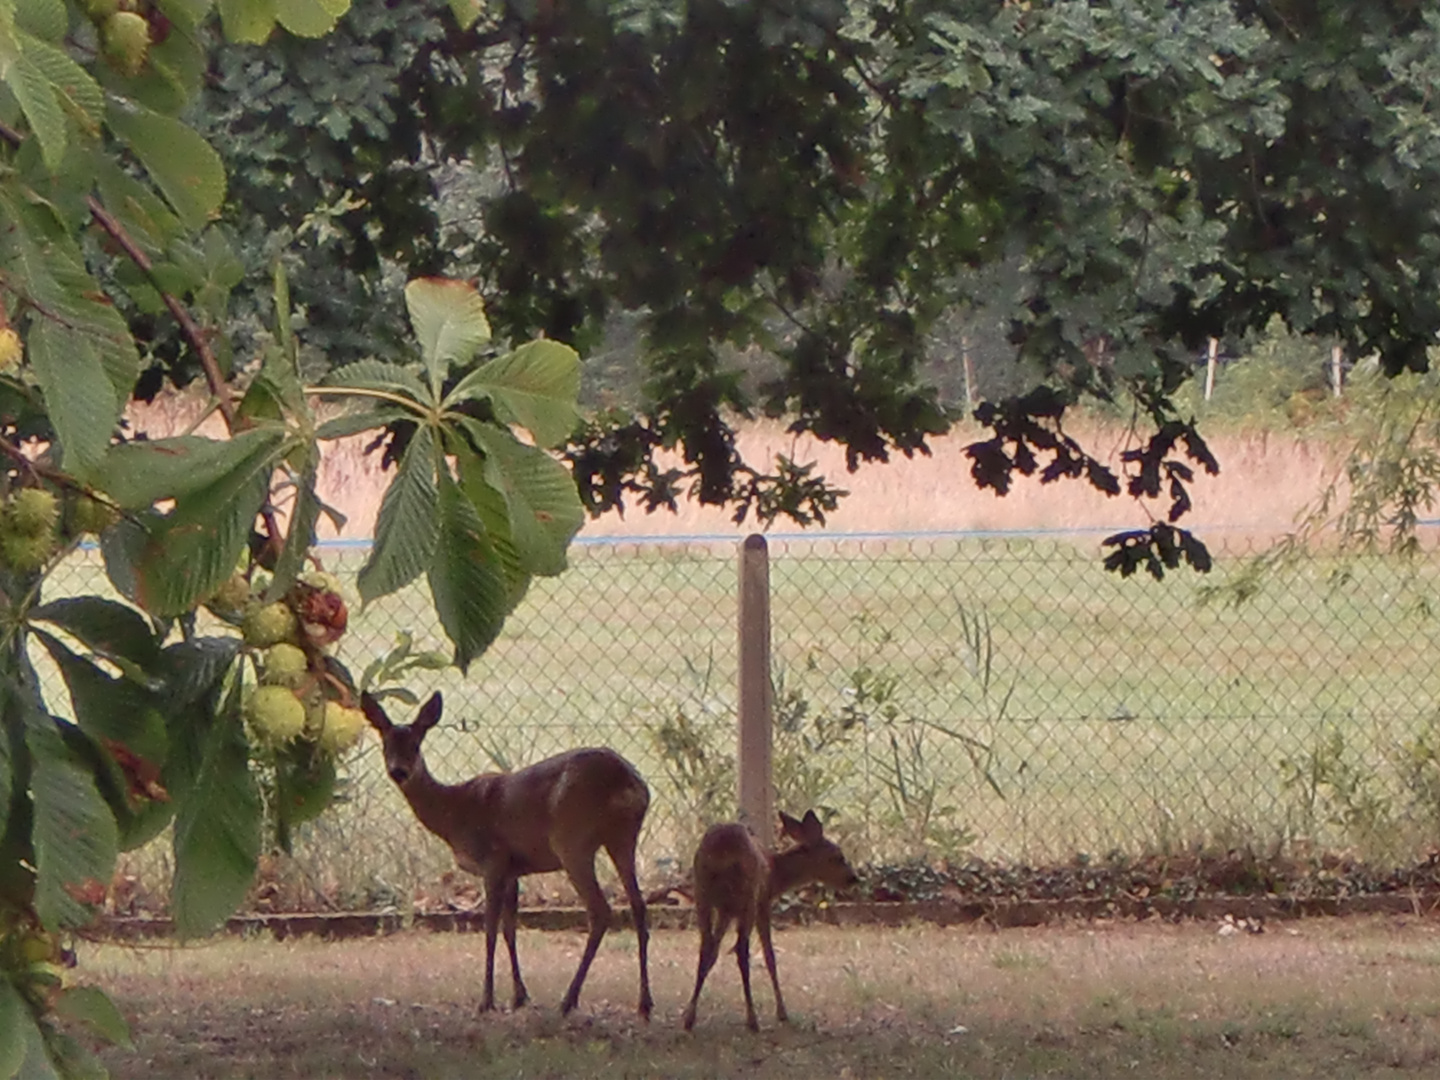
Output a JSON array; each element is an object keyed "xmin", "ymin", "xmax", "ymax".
[
  {"xmin": 778, "ymin": 811, "xmax": 805, "ymax": 841},
  {"xmin": 799, "ymin": 809, "xmax": 824, "ymax": 842},
  {"xmin": 415, "ymin": 691, "xmax": 443, "ymax": 732},
  {"xmin": 360, "ymin": 692, "xmax": 390, "ymax": 732}
]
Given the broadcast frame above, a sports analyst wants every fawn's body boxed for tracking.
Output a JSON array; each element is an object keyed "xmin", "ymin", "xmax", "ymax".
[
  {"xmin": 361, "ymin": 692, "xmax": 652, "ymax": 1018},
  {"xmin": 682, "ymin": 811, "xmax": 858, "ymax": 1031}
]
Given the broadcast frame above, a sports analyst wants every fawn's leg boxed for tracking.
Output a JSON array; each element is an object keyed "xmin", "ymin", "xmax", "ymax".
[
  {"xmin": 500, "ymin": 875, "xmax": 528, "ymax": 1009},
  {"xmin": 682, "ymin": 907, "xmax": 730, "ymax": 1031},
  {"xmin": 733, "ymin": 911, "xmax": 759, "ymax": 1032},
  {"xmin": 607, "ymin": 837, "xmax": 653, "ymax": 1020},
  {"xmin": 557, "ymin": 850, "xmax": 610, "ymax": 1015},
  {"xmin": 480, "ymin": 871, "xmax": 505, "ymax": 1012},
  {"xmin": 757, "ymin": 903, "xmax": 788, "ymax": 1023}
]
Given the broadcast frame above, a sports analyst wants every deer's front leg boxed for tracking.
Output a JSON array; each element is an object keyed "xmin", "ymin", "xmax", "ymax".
[
  {"xmin": 480, "ymin": 870, "xmax": 506, "ymax": 1012},
  {"xmin": 499, "ymin": 875, "xmax": 528, "ymax": 1009}
]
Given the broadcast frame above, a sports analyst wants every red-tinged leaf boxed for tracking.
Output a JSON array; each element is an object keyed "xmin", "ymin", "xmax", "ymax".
[{"xmin": 101, "ymin": 738, "xmax": 170, "ymax": 805}]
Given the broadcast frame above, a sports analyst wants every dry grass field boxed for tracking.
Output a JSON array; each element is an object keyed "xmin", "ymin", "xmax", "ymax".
[
  {"xmin": 88, "ymin": 916, "xmax": 1440, "ymax": 1079},
  {"xmin": 129, "ymin": 392, "xmax": 1341, "ymax": 542}
]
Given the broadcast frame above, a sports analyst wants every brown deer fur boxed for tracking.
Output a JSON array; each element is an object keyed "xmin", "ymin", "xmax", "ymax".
[
  {"xmin": 361, "ymin": 691, "xmax": 652, "ymax": 1018},
  {"xmin": 682, "ymin": 810, "xmax": 857, "ymax": 1031}
]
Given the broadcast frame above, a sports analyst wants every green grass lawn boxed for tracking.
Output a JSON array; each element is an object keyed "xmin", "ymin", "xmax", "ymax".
[{"xmin": 43, "ymin": 534, "xmax": 1440, "ymax": 907}]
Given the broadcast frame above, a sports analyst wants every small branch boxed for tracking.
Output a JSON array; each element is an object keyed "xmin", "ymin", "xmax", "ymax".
[
  {"xmin": 0, "ymin": 433, "xmax": 44, "ymax": 487},
  {"xmin": 84, "ymin": 196, "xmax": 236, "ymax": 429},
  {"xmin": 0, "ymin": 432, "xmax": 110, "ymax": 501},
  {"xmin": 0, "ymin": 274, "xmax": 92, "ymax": 338},
  {"xmin": 85, "ymin": 196, "xmax": 288, "ymax": 552},
  {"xmin": 841, "ymin": 46, "xmax": 896, "ymax": 110},
  {"xmin": 6, "ymin": 120, "xmax": 230, "ymax": 420}
]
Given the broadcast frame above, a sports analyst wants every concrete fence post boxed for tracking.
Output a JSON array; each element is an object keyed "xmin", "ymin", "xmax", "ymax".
[{"xmin": 737, "ymin": 533, "xmax": 774, "ymax": 846}]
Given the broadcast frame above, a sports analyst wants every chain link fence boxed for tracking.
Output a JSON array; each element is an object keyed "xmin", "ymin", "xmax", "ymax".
[{"xmin": 38, "ymin": 531, "xmax": 1440, "ymax": 910}]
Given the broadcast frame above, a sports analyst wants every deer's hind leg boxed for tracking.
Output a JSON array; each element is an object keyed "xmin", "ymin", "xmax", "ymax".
[
  {"xmin": 756, "ymin": 902, "xmax": 788, "ymax": 1022},
  {"xmin": 683, "ymin": 904, "xmax": 732, "ymax": 1031},
  {"xmin": 733, "ymin": 906, "xmax": 760, "ymax": 1032},
  {"xmin": 555, "ymin": 845, "xmax": 611, "ymax": 1016},
  {"xmin": 606, "ymin": 830, "xmax": 653, "ymax": 1019}
]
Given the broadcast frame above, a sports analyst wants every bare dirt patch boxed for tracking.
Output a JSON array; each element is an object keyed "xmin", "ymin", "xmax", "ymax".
[{"xmin": 86, "ymin": 916, "xmax": 1440, "ymax": 1079}]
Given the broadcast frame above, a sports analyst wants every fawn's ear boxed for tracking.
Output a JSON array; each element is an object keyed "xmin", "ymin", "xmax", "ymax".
[
  {"xmin": 798, "ymin": 809, "xmax": 824, "ymax": 843},
  {"xmin": 359, "ymin": 692, "xmax": 390, "ymax": 732},
  {"xmin": 778, "ymin": 811, "xmax": 806, "ymax": 842},
  {"xmin": 414, "ymin": 691, "xmax": 443, "ymax": 733}
]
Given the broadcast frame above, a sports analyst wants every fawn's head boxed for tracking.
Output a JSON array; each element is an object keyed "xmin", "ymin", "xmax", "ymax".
[
  {"xmin": 779, "ymin": 809, "xmax": 860, "ymax": 889},
  {"xmin": 361, "ymin": 691, "xmax": 443, "ymax": 785}
]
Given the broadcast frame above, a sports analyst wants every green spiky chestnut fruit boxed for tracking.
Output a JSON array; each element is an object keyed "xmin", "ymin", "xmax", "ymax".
[
  {"xmin": 246, "ymin": 686, "xmax": 307, "ymax": 743},
  {"xmin": 81, "ymin": 0, "xmax": 121, "ymax": 23},
  {"xmin": 318, "ymin": 702, "xmax": 367, "ymax": 755},
  {"xmin": 0, "ymin": 530, "xmax": 57, "ymax": 573},
  {"xmin": 68, "ymin": 492, "xmax": 120, "ymax": 536},
  {"xmin": 6, "ymin": 489, "xmax": 59, "ymax": 536},
  {"xmin": 0, "ymin": 327, "xmax": 21, "ymax": 370},
  {"xmin": 102, "ymin": 11, "xmax": 151, "ymax": 77},
  {"xmin": 19, "ymin": 931, "xmax": 54, "ymax": 965},
  {"xmin": 204, "ymin": 572, "xmax": 252, "ymax": 619},
  {"xmin": 261, "ymin": 643, "xmax": 309, "ymax": 688},
  {"xmin": 242, "ymin": 601, "xmax": 298, "ymax": 648},
  {"xmin": 299, "ymin": 570, "xmax": 345, "ymax": 596}
]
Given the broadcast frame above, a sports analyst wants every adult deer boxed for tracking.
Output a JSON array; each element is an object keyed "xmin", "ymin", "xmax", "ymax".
[
  {"xmin": 360, "ymin": 691, "xmax": 653, "ymax": 1018},
  {"xmin": 681, "ymin": 810, "xmax": 858, "ymax": 1031}
]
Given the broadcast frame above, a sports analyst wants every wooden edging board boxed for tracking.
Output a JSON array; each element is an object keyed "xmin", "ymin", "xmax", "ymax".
[{"xmin": 93, "ymin": 890, "xmax": 1440, "ymax": 942}]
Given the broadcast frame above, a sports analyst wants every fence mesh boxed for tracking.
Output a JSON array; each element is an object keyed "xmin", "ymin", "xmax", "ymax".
[{"xmin": 38, "ymin": 531, "xmax": 1440, "ymax": 910}]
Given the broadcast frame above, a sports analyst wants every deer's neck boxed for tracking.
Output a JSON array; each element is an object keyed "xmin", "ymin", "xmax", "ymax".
[
  {"xmin": 398, "ymin": 760, "xmax": 475, "ymax": 843},
  {"xmin": 766, "ymin": 847, "xmax": 808, "ymax": 901}
]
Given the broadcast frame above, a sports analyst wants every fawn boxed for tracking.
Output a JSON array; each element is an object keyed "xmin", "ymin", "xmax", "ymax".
[
  {"xmin": 360, "ymin": 691, "xmax": 653, "ymax": 1018},
  {"xmin": 682, "ymin": 810, "xmax": 858, "ymax": 1031}
]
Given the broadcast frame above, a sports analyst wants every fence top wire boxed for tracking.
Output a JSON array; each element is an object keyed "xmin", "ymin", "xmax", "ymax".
[{"xmin": 302, "ymin": 522, "xmax": 1440, "ymax": 552}]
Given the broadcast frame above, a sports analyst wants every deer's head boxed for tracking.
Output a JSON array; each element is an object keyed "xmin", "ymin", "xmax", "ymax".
[
  {"xmin": 779, "ymin": 809, "xmax": 860, "ymax": 889},
  {"xmin": 361, "ymin": 691, "xmax": 443, "ymax": 786}
]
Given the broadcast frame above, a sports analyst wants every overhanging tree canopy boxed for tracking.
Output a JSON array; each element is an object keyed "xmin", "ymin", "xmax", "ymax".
[{"xmin": 197, "ymin": 0, "xmax": 1440, "ymax": 574}]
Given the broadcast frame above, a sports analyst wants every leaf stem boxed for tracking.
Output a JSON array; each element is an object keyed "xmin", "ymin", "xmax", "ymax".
[{"xmin": 303, "ymin": 385, "xmax": 426, "ymax": 413}]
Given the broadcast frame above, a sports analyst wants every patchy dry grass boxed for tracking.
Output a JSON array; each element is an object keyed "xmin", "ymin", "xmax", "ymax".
[
  {"xmin": 128, "ymin": 390, "xmax": 1343, "ymax": 543},
  {"xmin": 86, "ymin": 916, "xmax": 1440, "ymax": 1078}
]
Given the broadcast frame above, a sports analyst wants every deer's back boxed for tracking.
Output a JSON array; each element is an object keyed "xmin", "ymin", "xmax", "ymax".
[
  {"xmin": 692, "ymin": 823, "xmax": 769, "ymax": 916},
  {"xmin": 479, "ymin": 748, "xmax": 648, "ymax": 869}
]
